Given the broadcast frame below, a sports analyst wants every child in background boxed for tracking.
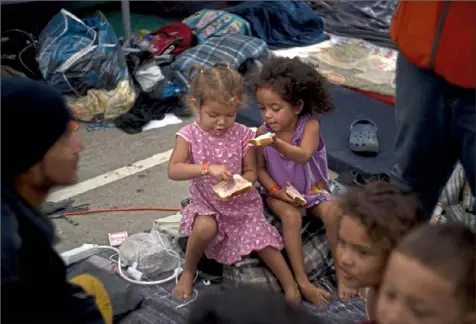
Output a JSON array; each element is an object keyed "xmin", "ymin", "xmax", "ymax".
[
  {"xmin": 335, "ymin": 181, "xmax": 426, "ymax": 320},
  {"xmin": 376, "ymin": 224, "xmax": 475, "ymax": 324},
  {"xmin": 168, "ymin": 63, "xmax": 300, "ymax": 304},
  {"xmin": 188, "ymin": 286, "xmax": 321, "ymax": 324},
  {"xmin": 253, "ymin": 56, "xmax": 345, "ymax": 305}
]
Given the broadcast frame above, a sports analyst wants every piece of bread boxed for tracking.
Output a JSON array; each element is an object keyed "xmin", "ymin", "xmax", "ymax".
[
  {"xmin": 285, "ymin": 182, "xmax": 307, "ymax": 206},
  {"xmin": 213, "ymin": 174, "xmax": 253, "ymax": 200},
  {"xmin": 248, "ymin": 133, "xmax": 274, "ymax": 147}
]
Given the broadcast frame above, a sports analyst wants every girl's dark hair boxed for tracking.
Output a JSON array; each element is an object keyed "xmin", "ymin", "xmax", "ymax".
[
  {"xmin": 188, "ymin": 286, "xmax": 322, "ymax": 324},
  {"xmin": 252, "ymin": 56, "xmax": 334, "ymax": 116}
]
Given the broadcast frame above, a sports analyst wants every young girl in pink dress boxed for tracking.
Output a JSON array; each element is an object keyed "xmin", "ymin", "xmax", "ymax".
[
  {"xmin": 253, "ymin": 57, "xmax": 356, "ymax": 305},
  {"xmin": 168, "ymin": 63, "xmax": 300, "ymax": 304}
]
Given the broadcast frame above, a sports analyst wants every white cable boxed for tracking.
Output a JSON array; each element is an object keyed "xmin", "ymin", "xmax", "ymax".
[
  {"xmin": 96, "ymin": 244, "xmax": 182, "ymax": 286},
  {"xmin": 95, "ymin": 231, "xmax": 200, "ymax": 308}
]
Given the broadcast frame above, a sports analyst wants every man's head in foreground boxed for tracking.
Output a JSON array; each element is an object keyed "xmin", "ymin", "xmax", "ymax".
[{"xmin": 2, "ymin": 77, "xmax": 84, "ymax": 204}]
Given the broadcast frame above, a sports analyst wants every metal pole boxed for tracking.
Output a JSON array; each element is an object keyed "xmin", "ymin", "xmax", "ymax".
[{"xmin": 120, "ymin": 0, "xmax": 132, "ymax": 40}]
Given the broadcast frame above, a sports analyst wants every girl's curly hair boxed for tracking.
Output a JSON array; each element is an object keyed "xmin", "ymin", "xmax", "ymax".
[{"xmin": 252, "ymin": 56, "xmax": 334, "ymax": 116}]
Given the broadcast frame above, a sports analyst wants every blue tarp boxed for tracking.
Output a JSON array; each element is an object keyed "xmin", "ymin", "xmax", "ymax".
[
  {"xmin": 228, "ymin": 1, "xmax": 330, "ymax": 50},
  {"xmin": 37, "ymin": 9, "xmax": 129, "ymax": 98}
]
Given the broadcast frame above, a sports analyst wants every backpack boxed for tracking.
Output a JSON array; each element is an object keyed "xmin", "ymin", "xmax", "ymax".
[
  {"xmin": 1, "ymin": 29, "xmax": 43, "ymax": 80},
  {"xmin": 183, "ymin": 9, "xmax": 251, "ymax": 43},
  {"xmin": 148, "ymin": 22, "xmax": 194, "ymax": 57}
]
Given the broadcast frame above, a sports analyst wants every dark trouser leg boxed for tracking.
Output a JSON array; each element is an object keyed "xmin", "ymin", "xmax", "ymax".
[
  {"xmin": 452, "ymin": 87, "xmax": 475, "ymax": 197},
  {"xmin": 391, "ymin": 53, "xmax": 475, "ymax": 219}
]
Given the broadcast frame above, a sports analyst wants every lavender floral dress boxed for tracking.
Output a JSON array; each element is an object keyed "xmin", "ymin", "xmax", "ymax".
[{"xmin": 263, "ymin": 115, "xmax": 332, "ymax": 208}]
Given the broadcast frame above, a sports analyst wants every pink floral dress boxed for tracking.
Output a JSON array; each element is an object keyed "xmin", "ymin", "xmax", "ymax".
[{"xmin": 177, "ymin": 122, "xmax": 283, "ymax": 265}]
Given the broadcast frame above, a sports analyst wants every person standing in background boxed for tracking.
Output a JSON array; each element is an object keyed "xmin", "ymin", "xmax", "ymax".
[{"xmin": 390, "ymin": 1, "xmax": 475, "ymax": 219}]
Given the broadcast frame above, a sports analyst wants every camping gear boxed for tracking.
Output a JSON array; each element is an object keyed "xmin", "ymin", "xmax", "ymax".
[
  {"xmin": 308, "ymin": 0, "xmax": 398, "ymax": 48},
  {"xmin": 37, "ymin": 9, "xmax": 136, "ymax": 122},
  {"xmin": 228, "ymin": 1, "xmax": 329, "ymax": 50},
  {"xmin": 349, "ymin": 119, "xmax": 380, "ymax": 155},
  {"xmin": 183, "ymin": 9, "xmax": 251, "ymax": 43},
  {"xmin": 148, "ymin": 22, "xmax": 194, "ymax": 56},
  {"xmin": 171, "ymin": 34, "xmax": 268, "ymax": 79}
]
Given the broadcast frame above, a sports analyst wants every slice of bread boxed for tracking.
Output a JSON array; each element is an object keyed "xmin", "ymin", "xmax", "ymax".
[
  {"xmin": 213, "ymin": 174, "xmax": 253, "ymax": 200},
  {"xmin": 248, "ymin": 133, "xmax": 274, "ymax": 147},
  {"xmin": 285, "ymin": 182, "xmax": 307, "ymax": 206}
]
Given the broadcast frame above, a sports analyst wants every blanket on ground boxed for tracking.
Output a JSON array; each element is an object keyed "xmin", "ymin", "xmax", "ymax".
[
  {"xmin": 273, "ymin": 34, "xmax": 397, "ymax": 97},
  {"xmin": 228, "ymin": 1, "xmax": 329, "ymax": 50}
]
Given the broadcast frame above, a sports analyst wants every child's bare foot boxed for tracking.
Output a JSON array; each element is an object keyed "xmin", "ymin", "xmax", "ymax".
[
  {"xmin": 338, "ymin": 281, "xmax": 358, "ymax": 299},
  {"xmin": 358, "ymin": 288, "xmax": 368, "ymax": 300},
  {"xmin": 299, "ymin": 281, "xmax": 331, "ymax": 306},
  {"xmin": 172, "ymin": 269, "xmax": 195, "ymax": 299},
  {"xmin": 283, "ymin": 284, "xmax": 302, "ymax": 306}
]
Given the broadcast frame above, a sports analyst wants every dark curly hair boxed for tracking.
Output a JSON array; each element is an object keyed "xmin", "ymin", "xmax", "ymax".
[
  {"xmin": 252, "ymin": 56, "xmax": 334, "ymax": 116},
  {"xmin": 339, "ymin": 181, "xmax": 426, "ymax": 251}
]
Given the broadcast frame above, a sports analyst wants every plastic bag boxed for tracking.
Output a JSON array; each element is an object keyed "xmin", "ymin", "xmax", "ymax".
[
  {"xmin": 118, "ymin": 231, "xmax": 181, "ymax": 278},
  {"xmin": 37, "ymin": 9, "xmax": 136, "ymax": 122}
]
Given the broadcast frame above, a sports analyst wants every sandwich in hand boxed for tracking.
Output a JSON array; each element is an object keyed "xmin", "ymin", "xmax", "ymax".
[
  {"xmin": 213, "ymin": 174, "xmax": 253, "ymax": 200},
  {"xmin": 248, "ymin": 133, "xmax": 274, "ymax": 147},
  {"xmin": 285, "ymin": 182, "xmax": 307, "ymax": 206}
]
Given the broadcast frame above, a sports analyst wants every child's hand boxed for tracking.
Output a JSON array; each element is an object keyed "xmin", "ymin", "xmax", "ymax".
[
  {"xmin": 272, "ymin": 188, "xmax": 296, "ymax": 205},
  {"xmin": 208, "ymin": 164, "xmax": 233, "ymax": 182}
]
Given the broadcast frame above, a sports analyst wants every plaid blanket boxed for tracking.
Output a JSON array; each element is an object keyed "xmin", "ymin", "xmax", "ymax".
[
  {"xmin": 171, "ymin": 34, "xmax": 268, "ymax": 77},
  {"xmin": 432, "ymin": 163, "xmax": 475, "ymax": 230},
  {"xmin": 180, "ymin": 187, "xmax": 367, "ymax": 323},
  {"xmin": 221, "ymin": 185, "xmax": 336, "ymax": 293}
]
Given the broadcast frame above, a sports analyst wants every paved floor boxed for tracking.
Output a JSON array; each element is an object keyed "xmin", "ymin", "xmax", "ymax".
[{"xmin": 53, "ymin": 118, "xmax": 192, "ymax": 252}]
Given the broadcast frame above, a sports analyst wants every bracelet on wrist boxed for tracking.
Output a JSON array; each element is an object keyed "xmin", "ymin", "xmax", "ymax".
[
  {"xmin": 201, "ymin": 162, "xmax": 210, "ymax": 176},
  {"xmin": 268, "ymin": 184, "xmax": 280, "ymax": 194}
]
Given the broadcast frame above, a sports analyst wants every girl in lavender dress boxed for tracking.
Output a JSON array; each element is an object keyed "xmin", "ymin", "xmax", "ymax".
[
  {"xmin": 168, "ymin": 63, "xmax": 300, "ymax": 304},
  {"xmin": 253, "ymin": 57, "xmax": 356, "ymax": 305}
]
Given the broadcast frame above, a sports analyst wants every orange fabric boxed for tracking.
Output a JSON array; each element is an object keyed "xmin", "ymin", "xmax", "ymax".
[{"xmin": 391, "ymin": 1, "xmax": 475, "ymax": 89}]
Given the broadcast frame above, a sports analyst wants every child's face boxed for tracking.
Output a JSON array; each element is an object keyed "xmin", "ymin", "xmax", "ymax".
[
  {"xmin": 256, "ymin": 87, "xmax": 302, "ymax": 132},
  {"xmin": 335, "ymin": 215, "xmax": 388, "ymax": 289},
  {"xmin": 197, "ymin": 100, "xmax": 238, "ymax": 136},
  {"xmin": 376, "ymin": 252, "xmax": 472, "ymax": 324}
]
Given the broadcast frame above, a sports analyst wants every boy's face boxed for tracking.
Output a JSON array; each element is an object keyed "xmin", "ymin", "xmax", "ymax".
[
  {"xmin": 376, "ymin": 252, "xmax": 472, "ymax": 324},
  {"xmin": 335, "ymin": 215, "xmax": 388, "ymax": 289}
]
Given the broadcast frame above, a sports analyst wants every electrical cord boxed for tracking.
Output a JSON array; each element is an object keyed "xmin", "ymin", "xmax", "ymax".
[
  {"xmin": 96, "ymin": 230, "xmax": 200, "ymax": 309},
  {"xmin": 64, "ymin": 206, "xmax": 181, "ymax": 217}
]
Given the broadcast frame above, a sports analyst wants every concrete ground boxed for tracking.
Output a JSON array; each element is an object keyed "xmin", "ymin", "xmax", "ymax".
[
  {"xmin": 53, "ymin": 118, "xmax": 193, "ymax": 252},
  {"xmin": 53, "ymin": 118, "xmax": 337, "ymax": 253}
]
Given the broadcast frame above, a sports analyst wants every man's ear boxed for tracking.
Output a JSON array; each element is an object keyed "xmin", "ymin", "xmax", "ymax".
[{"xmin": 293, "ymin": 100, "xmax": 304, "ymax": 115}]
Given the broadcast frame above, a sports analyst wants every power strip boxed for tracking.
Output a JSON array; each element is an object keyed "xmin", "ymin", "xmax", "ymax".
[{"xmin": 61, "ymin": 244, "xmax": 98, "ymax": 265}]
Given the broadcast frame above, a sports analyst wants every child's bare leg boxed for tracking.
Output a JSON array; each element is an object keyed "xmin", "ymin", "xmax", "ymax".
[
  {"xmin": 310, "ymin": 200, "xmax": 357, "ymax": 299},
  {"xmin": 173, "ymin": 215, "xmax": 217, "ymax": 299},
  {"xmin": 256, "ymin": 246, "xmax": 301, "ymax": 305},
  {"xmin": 268, "ymin": 198, "xmax": 330, "ymax": 306}
]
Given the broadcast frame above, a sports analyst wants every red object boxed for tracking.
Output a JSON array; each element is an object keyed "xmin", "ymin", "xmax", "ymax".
[
  {"xmin": 108, "ymin": 231, "xmax": 129, "ymax": 246},
  {"xmin": 149, "ymin": 22, "xmax": 193, "ymax": 56},
  {"xmin": 268, "ymin": 184, "xmax": 280, "ymax": 194},
  {"xmin": 346, "ymin": 86, "xmax": 395, "ymax": 106}
]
